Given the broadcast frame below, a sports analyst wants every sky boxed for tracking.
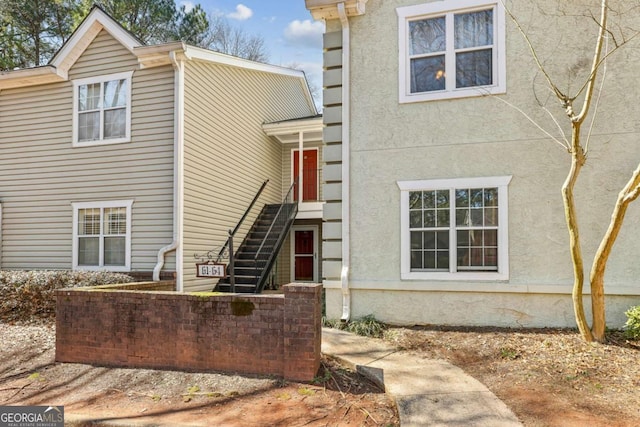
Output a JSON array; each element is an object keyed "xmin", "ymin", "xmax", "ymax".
[{"xmin": 181, "ymin": 1, "xmax": 324, "ymax": 107}]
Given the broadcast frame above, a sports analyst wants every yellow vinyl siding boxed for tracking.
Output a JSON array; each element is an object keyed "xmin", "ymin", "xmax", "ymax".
[
  {"xmin": 68, "ymin": 30, "xmax": 138, "ymax": 79},
  {"xmin": 182, "ymin": 60, "xmax": 315, "ymax": 291},
  {"xmin": 0, "ymin": 30, "xmax": 175, "ymax": 272}
]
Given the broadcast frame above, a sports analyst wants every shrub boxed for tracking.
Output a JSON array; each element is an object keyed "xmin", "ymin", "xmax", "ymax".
[
  {"xmin": 623, "ymin": 305, "xmax": 640, "ymax": 340},
  {"xmin": 0, "ymin": 270, "xmax": 134, "ymax": 323},
  {"xmin": 323, "ymin": 314, "xmax": 387, "ymax": 339}
]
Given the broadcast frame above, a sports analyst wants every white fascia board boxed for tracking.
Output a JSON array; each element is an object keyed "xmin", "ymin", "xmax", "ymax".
[
  {"xmin": 136, "ymin": 42, "xmax": 188, "ymax": 68},
  {"xmin": 262, "ymin": 117, "xmax": 323, "ymax": 136},
  {"xmin": 0, "ymin": 8, "xmax": 142, "ymax": 90},
  {"xmin": 306, "ymin": 0, "xmax": 368, "ymax": 20},
  {"xmin": 0, "ymin": 66, "xmax": 67, "ymax": 90},
  {"xmin": 50, "ymin": 7, "xmax": 143, "ymax": 72},
  {"xmin": 185, "ymin": 45, "xmax": 304, "ymax": 78}
]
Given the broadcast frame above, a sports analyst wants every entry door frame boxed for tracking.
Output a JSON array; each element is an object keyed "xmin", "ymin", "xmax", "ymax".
[
  {"xmin": 290, "ymin": 225, "xmax": 319, "ymax": 283},
  {"xmin": 291, "ymin": 147, "xmax": 319, "ymax": 202}
]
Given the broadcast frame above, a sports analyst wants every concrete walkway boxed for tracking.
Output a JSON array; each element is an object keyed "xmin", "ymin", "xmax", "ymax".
[{"xmin": 322, "ymin": 327, "xmax": 523, "ymax": 427}]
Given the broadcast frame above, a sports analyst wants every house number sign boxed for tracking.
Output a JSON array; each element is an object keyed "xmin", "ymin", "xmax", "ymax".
[{"xmin": 196, "ymin": 263, "xmax": 226, "ymax": 278}]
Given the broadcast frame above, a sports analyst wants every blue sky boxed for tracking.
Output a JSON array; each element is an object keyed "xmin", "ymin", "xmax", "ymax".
[{"xmin": 181, "ymin": 1, "xmax": 324, "ymax": 105}]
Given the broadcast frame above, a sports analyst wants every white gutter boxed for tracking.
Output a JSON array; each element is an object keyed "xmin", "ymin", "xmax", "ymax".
[
  {"xmin": 153, "ymin": 51, "xmax": 185, "ymax": 291},
  {"xmin": 338, "ymin": 2, "xmax": 351, "ymax": 322}
]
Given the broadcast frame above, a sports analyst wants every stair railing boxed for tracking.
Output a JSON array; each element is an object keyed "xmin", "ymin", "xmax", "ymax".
[
  {"xmin": 252, "ymin": 179, "xmax": 299, "ymax": 293},
  {"xmin": 217, "ymin": 179, "xmax": 269, "ymax": 292}
]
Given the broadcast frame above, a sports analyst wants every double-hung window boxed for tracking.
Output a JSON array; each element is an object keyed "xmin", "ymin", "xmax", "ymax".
[
  {"xmin": 72, "ymin": 200, "xmax": 133, "ymax": 271},
  {"xmin": 72, "ymin": 71, "xmax": 133, "ymax": 146},
  {"xmin": 397, "ymin": 0, "xmax": 506, "ymax": 103},
  {"xmin": 398, "ymin": 176, "xmax": 511, "ymax": 280}
]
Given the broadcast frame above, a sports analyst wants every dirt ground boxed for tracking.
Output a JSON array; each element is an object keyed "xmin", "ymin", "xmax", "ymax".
[
  {"xmin": 2, "ymin": 321, "xmax": 639, "ymax": 426},
  {"xmin": 0, "ymin": 322, "xmax": 398, "ymax": 426},
  {"xmin": 385, "ymin": 326, "xmax": 640, "ymax": 427}
]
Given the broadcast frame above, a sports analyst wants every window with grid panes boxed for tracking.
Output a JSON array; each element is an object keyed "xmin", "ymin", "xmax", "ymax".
[
  {"xmin": 397, "ymin": 0, "xmax": 506, "ymax": 103},
  {"xmin": 399, "ymin": 176, "xmax": 510, "ymax": 280},
  {"xmin": 73, "ymin": 72, "xmax": 132, "ymax": 146},
  {"xmin": 73, "ymin": 201, "xmax": 133, "ymax": 271}
]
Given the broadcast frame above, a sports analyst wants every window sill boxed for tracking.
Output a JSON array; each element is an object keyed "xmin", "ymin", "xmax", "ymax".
[
  {"xmin": 74, "ymin": 265, "xmax": 131, "ymax": 273},
  {"xmin": 401, "ymin": 271, "xmax": 508, "ymax": 281},
  {"xmin": 399, "ymin": 84, "xmax": 506, "ymax": 104},
  {"xmin": 72, "ymin": 137, "xmax": 131, "ymax": 148}
]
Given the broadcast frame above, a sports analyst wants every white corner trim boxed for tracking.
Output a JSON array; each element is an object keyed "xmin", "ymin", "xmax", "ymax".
[{"xmin": 338, "ymin": 2, "xmax": 352, "ymax": 322}]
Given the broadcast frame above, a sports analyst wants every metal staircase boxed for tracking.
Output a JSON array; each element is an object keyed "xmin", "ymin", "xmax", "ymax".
[{"xmin": 214, "ymin": 181, "xmax": 298, "ymax": 294}]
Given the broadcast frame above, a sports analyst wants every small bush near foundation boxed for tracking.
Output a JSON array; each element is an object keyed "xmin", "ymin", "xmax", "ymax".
[
  {"xmin": 623, "ymin": 306, "xmax": 640, "ymax": 340},
  {"xmin": 323, "ymin": 314, "xmax": 387, "ymax": 339},
  {"xmin": 0, "ymin": 270, "xmax": 134, "ymax": 323}
]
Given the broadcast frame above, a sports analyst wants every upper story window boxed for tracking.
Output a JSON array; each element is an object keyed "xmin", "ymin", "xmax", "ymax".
[
  {"xmin": 398, "ymin": 176, "xmax": 511, "ymax": 281},
  {"xmin": 72, "ymin": 71, "xmax": 133, "ymax": 146},
  {"xmin": 397, "ymin": 0, "xmax": 506, "ymax": 103},
  {"xmin": 72, "ymin": 200, "xmax": 133, "ymax": 272}
]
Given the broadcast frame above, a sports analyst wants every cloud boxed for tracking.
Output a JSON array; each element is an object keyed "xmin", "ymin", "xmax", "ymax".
[
  {"xmin": 227, "ymin": 4, "xmax": 253, "ymax": 21},
  {"xmin": 284, "ymin": 19, "xmax": 325, "ymax": 50},
  {"xmin": 179, "ymin": 1, "xmax": 195, "ymax": 12},
  {"xmin": 285, "ymin": 61, "xmax": 323, "ymax": 79}
]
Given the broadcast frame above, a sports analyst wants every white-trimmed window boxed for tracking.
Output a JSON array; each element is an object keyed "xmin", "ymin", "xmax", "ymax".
[
  {"xmin": 72, "ymin": 200, "xmax": 133, "ymax": 271},
  {"xmin": 398, "ymin": 176, "xmax": 511, "ymax": 280},
  {"xmin": 397, "ymin": 0, "xmax": 506, "ymax": 103},
  {"xmin": 72, "ymin": 71, "xmax": 133, "ymax": 146}
]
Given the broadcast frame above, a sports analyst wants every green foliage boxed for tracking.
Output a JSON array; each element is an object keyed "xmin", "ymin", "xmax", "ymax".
[
  {"xmin": 87, "ymin": 0, "xmax": 178, "ymax": 44},
  {"xmin": 323, "ymin": 314, "xmax": 387, "ymax": 339},
  {"xmin": 1, "ymin": 0, "xmax": 270, "ymax": 71},
  {"xmin": 623, "ymin": 305, "xmax": 640, "ymax": 340},
  {"xmin": 0, "ymin": 270, "xmax": 134, "ymax": 323},
  {"xmin": 174, "ymin": 4, "xmax": 209, "ymax": 46},
  {"xmin": 499, "ymin": 347, "xmax": 520, "ymax": 360},
  {"xmin": 311, "ymin": 370, "xmax": 332, "ymax": 385},
  {"xmin": 0, "ymin": 0, "xmax": 80, "ymax": 68}
]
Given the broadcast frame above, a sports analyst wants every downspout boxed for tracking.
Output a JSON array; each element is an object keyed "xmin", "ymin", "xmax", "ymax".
[
  {"xmin": 153, "ymin": 50, "xmax": 185, "ymax": 291},
  {"xmin": 337, "ymin": 3, "xmax": 351, "ymax": 321}
]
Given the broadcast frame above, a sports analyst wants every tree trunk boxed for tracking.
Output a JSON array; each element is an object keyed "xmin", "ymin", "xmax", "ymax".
[
  {"xmin": 562, "ymin": 126, "xmax": 593, "ymax": 342},
  {"xmin": 589, "ymin": 164, "xmax": 640, "ymax": 341}
]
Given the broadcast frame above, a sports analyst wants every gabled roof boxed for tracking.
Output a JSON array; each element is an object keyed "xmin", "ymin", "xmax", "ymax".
[
  {"xmin": 0, "ymin": 6, "xmax": 141, "ymax": 89},
  {"xmin": 49, "ymin": 6, "xmax": 144, "ymax": 73},
  {"xmin": 0, "ymin": 7, "xmax": 317, "ymax": 114}
]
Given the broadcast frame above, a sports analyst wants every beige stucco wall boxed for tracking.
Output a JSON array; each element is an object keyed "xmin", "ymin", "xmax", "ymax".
[
  {"xmin": 0, "ymin": 30, "xmax": 175, "ymax": 272},
  {"xmin": 323, "ymin": 0, "xmax": 640, "ymax": 327}
]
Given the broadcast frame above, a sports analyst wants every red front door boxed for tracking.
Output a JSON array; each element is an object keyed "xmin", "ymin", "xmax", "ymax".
[
  {"xmin": 294, "ymin": 229, "xmax": 315, "ymax": 281},
  {"xmin": 293, "ymin": 149, "xmax": 318, "ymax": 202}
]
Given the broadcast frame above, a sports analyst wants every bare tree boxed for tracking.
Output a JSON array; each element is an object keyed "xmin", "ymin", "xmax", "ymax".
[
  {"xmin": 204, "ymin": 15, "xmax": 268, "ymax": 63},
  {"xmin": 505, "ymin": 0, "xmax": 640, "ymax": 342}
]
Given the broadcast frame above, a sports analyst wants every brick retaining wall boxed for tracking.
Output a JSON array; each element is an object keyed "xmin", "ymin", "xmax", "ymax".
[{"xmin": 55, "ymin": 283, "xmax": 322, "ymax": 381}]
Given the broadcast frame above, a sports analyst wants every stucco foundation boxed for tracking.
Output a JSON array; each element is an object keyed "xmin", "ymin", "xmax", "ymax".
[{"xmin": 325, "ymin": 287, "xmax": 640, "ymax": 329}]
